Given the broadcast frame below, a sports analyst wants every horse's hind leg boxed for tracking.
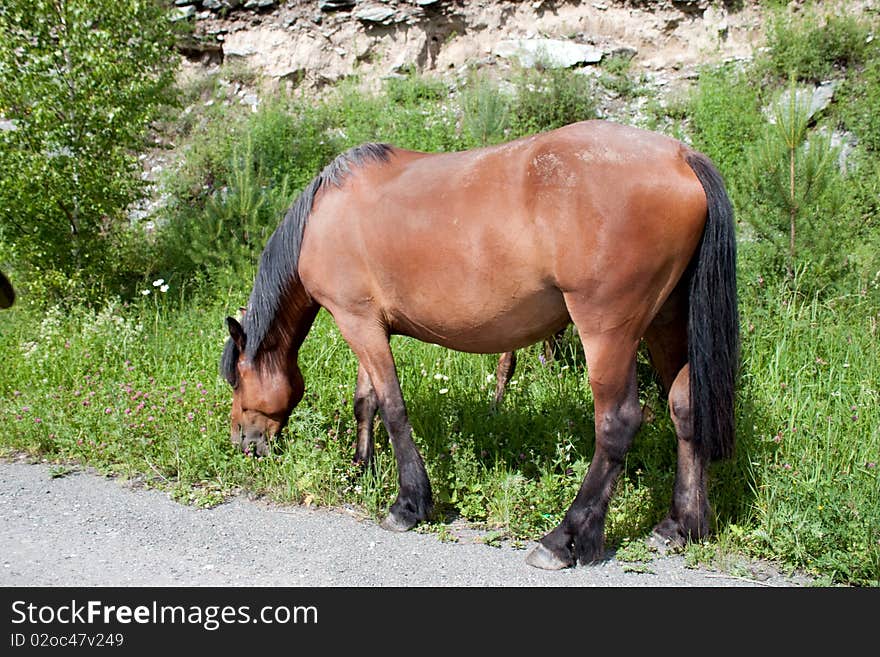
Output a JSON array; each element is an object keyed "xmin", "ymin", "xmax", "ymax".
[
  {"xmin": 543, "ymin": 326, "xmax": 568, "ymax": 362},
  {"xmin": 494, "ymin": 327, "xmax": 568, "ymax": 408},
  {"xmin": 527, "ymin": 328, "xmax": 643, "ymax": 569},
  {"xmin": 336, "ymin": 319, "xmax": 433, "ymax": 531},
  {"xmin": 492, "ymin": 351, "xmax": 517, "ymax": 408},
  {"xmin": 651, "ymin": 364, "xmax": 711, "ymax": 550},
  {"xmin": 353, "ymin": 362, "xmax": 378, "ymax": 467},
  {"xmin": 644, "ymin": 295, "xmax": 711, "ymax": 549}
]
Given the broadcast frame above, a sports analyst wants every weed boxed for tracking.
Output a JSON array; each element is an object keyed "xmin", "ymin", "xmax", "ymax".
[
  {"xmin": 477, "ymin": 530, "xmax": 506, "ymax": 548},
  {"xmin": 616, "ymin": 538, "xmax": 657, "ymax": 564},
  {"xmin": 48, "ymin": 465, "xmax": 74, "ymax": 479}
]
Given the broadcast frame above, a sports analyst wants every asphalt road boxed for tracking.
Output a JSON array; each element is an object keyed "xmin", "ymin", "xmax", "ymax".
[{"xmin": 0, "ymin": 460, "xmax": 810, "ymax": 587}]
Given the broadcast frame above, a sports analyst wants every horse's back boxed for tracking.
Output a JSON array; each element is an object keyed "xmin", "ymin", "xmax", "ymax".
[{"xmin": 298, "ymin": 121, "xmax": 708, "ymax": 352}]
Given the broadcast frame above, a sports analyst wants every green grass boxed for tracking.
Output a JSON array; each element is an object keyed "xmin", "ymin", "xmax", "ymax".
[
  {"xmin": 729, "ymin": 274, "xmax": 880, "ymax": 584},
  {"xmin": 2, "ymin": 263, "xmax": 877, "ymax": 584}
]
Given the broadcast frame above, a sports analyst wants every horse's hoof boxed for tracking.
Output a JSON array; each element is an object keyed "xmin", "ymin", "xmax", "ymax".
[
  {"xmin": 525, "ymin": 544, "xmax": 574, "ymax": 570},
  {"xmin": 380, "ymin": 512, "xmax": 416, "ymax": 532}
]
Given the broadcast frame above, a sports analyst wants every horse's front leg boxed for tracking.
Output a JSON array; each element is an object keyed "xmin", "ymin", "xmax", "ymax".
[
  {"xmin": 337, "ymin": 319, "xmax": 433, "ymax": 531},
  {"xmin": 352, "ymin": 362, "xmax": 378, "ymax": 467}
]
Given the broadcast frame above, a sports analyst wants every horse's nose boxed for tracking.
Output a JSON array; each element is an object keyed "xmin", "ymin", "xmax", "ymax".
[{"xmin": 241, "ymin": 431, "xmax": 267, "ymax": 457}]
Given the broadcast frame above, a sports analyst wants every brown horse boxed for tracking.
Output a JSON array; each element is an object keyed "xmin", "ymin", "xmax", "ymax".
[{"xmin": 221, "ymin": 120, "xmax": 739, "ymax": 569}]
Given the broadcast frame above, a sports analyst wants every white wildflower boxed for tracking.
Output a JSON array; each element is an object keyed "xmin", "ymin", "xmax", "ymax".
[{"xmin": 152, "ymin": 278, "xmax": 165, "ymax": 287}]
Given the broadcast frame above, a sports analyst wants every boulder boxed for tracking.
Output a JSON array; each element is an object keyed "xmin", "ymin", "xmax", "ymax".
[
  {"xmin": 493, "ymin": 38, "xmax": 603, "ymax": 68},
  {"xmin": 768, "ymin": 80, "xmax": 838, "ymax": 124}
]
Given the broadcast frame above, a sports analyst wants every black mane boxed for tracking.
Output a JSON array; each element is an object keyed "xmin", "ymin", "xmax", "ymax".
[{"xmin": 221, "ymin": 142, "xmax": 393, "ymax": 386}]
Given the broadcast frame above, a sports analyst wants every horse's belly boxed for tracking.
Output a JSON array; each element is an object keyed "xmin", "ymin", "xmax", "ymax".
[{"xmin": 387, "ymin": 285, "xmax": 570, "ymax": 354}]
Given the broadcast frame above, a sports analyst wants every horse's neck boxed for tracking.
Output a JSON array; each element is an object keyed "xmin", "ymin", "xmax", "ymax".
[{"xmin": 278, "ymin": 280, "xmax": 319, "ymax": 356}]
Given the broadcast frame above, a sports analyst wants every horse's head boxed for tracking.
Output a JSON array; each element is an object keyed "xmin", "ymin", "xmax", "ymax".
[{"xmin": 221, "ymin": 316, "xmax": 305, "ymax": 457}]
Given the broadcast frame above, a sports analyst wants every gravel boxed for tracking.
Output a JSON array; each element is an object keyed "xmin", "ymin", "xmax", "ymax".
[{"xmin": 0, "ymin": 461, "xmax": 810, "ymax": 587}]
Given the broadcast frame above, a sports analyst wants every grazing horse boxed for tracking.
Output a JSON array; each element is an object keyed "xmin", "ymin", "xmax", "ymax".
[{"xmin": 220, "ymin": 120, "xmax": 739, "ymax": 569}]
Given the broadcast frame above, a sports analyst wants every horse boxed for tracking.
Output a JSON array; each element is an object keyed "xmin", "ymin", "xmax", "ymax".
[
  {"xmin": 220, "ymin": 119, "xmax": 739, "ymax": 569},
  {"xmin": 0, "ymin": 271, "xmax": 14, "ymax": 309}
]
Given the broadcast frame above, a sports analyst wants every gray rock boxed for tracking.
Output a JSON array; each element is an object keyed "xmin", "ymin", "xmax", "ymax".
[
  {"xmin": 809, "ymin": 81, "xmax": 837, "ymax": 118},
  {"xmin": 223, "ymin": 42, "xmax": 257, "ymax": 58},
  {"xmin": 319, "ymin": 0, "xmax": 355, "ymax": 11},
  {"xmin": 768, "ymin": 80, "xmax": 838, "ymax": 124},
  {"xmin": 171, "ymin": 5, "xmax": 197, "ymax": 20},
  {"xmin": 243, "ymin": 0, "xmax": 276, "ymax": 10},
  {"xmin": 493, "ymin": 38, "xmax": 603, "ymax": 69},
  {"xmin": 821, "ymin": 127, "xmax": 857, "ymax": 174},
  {"xmin": 0, "ymin": 118, "xmax": 18, "ymax": 132},
  {"xmin": 240, "ymin": 93, "xmax": 260, "ymax": 110},
  {"xmin": 355, "ymin": 5, "xmax": 396, "ymax": 23}
]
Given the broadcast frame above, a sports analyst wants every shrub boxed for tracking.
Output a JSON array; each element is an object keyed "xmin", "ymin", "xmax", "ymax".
[
  {"xmin": 0, "ymin": 0, "xmax": 179, "ymax": 303},
  {"xmin": 459, "ymin": 74, "xmax": 511, "ymax": 146},
  {"xmin": 745, "ymin": 80, "xmax": 840, "ymax": 277},
  {"xmin": 509, "ymin": 67, "xmax": 597, "ymax": 136},
  {"xmin": 156, "ymin": 100, "xmax": 338, "ymax": 282},
  {"xmin": 762, "ymin": 10, "xmax": 871, "ymax": 82},
  {"xmin": 688, "ymin": 63, "xmax": 765, "ymax": 184},
  {"xmin": 837, "ymin": 47, "xmax": 880, "ymax": 152}
]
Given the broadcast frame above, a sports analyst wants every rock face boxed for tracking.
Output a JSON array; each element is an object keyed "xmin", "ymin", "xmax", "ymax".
[{"xmin": 176, "ymin": 0, "xmax": 767, "ymax": 88}]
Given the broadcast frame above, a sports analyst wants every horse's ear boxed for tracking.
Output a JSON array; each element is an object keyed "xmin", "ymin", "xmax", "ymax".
[{"xmin": 226, "ymin": 316, "xmax": 246, "ymax": 352}]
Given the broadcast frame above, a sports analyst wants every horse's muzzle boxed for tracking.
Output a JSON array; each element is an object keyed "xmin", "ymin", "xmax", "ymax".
[{"xmin": 233, "ymin": 429, "xmax": 270, "ymax": 458}]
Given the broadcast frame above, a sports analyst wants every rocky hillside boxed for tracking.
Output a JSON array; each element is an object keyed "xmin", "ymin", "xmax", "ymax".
[{"xmin": 174, "ymin": 0, "xmax": 766, "ymax": 90}]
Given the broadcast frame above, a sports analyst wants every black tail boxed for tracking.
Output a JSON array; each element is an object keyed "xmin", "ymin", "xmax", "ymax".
[{"xmin": 684, "ymin": 151, "xmax": 740, "ymax": 461}]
